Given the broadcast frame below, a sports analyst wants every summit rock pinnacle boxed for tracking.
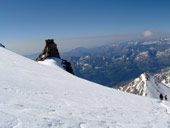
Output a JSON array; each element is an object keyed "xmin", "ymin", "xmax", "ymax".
[
  {"xmin": 36, "ymin": 39, "xmax": 60, "ymax": 61},
  {"xmin": 36, "ymin": 39, "xmax": 74, "ymax": 75}
]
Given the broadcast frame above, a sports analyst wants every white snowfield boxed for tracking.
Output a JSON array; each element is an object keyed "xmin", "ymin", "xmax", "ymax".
[
  {"xmin": 0, "ymin": 47, "xmax": 170, "ymax": 128},
  {"xmin": 38, "ymin": 57, "xmax": 64, "ymax": 69}
]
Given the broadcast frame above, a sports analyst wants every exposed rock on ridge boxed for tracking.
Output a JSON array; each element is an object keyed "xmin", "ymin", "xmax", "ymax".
[
  {"xmin": 36, "ymin": 39, "xmax": 74, "ymax": 75},
  {"xmin": 118, "ymin": 71, "xmax": 170, "ymax": 99},
  {"xmin": 0, "ymin": 43, "xmax": 5, "ymax": 48},
  {"xmin": 154, "ymin": 67, "xmax": 170, "ymax": 87},
  {"xmin": 36, "ymin": 39, "xmax": 60, "ymax": 61},
  {"xmin": 119, "ymin": 73, "xmax": 149, "ymax": 96}
]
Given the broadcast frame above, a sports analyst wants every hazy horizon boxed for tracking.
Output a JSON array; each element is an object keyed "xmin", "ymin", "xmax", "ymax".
[{"xmin": 4, "ymin": 31, "xmax": 170, "ymax": 55}]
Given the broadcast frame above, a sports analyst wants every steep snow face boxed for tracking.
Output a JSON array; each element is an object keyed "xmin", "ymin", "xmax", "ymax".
[
  {"xmin": 0, "ymin": 47, "xmax": 170, "ymax": 128},
  {"xmin": 120, "ymin": 73, "xmax": 170, "ymax": 99}
]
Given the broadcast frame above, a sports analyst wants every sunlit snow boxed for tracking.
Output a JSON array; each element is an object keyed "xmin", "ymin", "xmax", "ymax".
[{"xmin": 0, "ymin": 47, "xmax": 170, "ymax": 128}]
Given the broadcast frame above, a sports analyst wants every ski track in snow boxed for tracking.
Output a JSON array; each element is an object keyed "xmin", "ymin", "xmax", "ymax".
[
  {"xmin": 151, "ymin": 100, "xmax": 170, "ymax": 128},
  {"xmin": 160, "ymin": 102, "xmax": 170, "ymax": 115}
]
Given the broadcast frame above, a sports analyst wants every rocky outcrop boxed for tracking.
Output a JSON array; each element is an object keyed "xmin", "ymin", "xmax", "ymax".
[
  {"xmin": 62, "ymin": 60, "xmax": 74, "ymax": 75},
  {"xmin": 36, "ymin": 39, "xmax": 60, "ymax": 61},
  {"xmin": 0, "ymin": 43, "xmax": 5, "ymax": 48},
  {"xmin": 36, "ymin": 39, "xmax": 74, "ymax": 75},
  {"xmin": 154, "ymin": 67, "xmax": 170, "ymax": 87},
  {"xmin": 118, "ymin": 73, "xmax": 148, "ymax": 96}
]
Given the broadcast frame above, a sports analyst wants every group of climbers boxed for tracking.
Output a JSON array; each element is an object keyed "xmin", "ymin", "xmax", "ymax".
[{"xmin": 160, "ymin": 93, "xmax": 168, "ymax": 101}]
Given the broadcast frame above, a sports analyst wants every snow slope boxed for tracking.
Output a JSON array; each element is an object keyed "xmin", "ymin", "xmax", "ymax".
[
  {"xmin": 0, "ymin": 47, "xmax": 170, "ymax": 128},
  {"xmin": 146, "ymin": 74, "xmax": 170, "ymax": 99},
  {"xmin": 119, "ymin": 73, "xmax": 170, "ymax": 99},
  {"xmin": 38, "ymin": 57, "xmax": 65, "ymax": 70}
]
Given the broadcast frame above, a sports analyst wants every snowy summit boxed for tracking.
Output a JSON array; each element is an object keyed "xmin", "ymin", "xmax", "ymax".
[{"xmin": 0, "ymin": 47, "xmax": 170, "ymax": 127}]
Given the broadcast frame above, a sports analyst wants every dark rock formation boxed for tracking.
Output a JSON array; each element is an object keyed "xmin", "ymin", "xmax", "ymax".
[
  {"xmin": 0, "ymin": 43, "xmax": 5, "ymax": 48},
  {"xmin": 62, "ymin": 60, "xmax": 74, "ymax": 75},
  {"xmin": 36, "ymin": 39, "xmax": 74, "ymax": 75},
  {"xmin": 36, "ymin": 39, "xmax": 60, "ymax": 61}
]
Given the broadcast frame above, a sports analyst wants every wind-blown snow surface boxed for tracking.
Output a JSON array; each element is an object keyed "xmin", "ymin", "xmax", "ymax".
[{"xmin": 0, "ymin": 47, "xmax": 170, "ymax": 128}]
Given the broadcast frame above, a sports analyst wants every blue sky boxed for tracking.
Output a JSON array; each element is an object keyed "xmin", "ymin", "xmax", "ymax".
[{"xmin": 0, "ymin": 0, "xmax": 170, "ymax": 54}]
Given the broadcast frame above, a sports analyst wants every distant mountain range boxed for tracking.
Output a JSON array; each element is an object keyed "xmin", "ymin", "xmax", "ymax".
[
  {"xmin": 63, "ymin": 38, "xmax": 170, "ymax": 87},
  {"xmin": 25, "ymin": 38, "xmax": 170, "ymax": 88}
]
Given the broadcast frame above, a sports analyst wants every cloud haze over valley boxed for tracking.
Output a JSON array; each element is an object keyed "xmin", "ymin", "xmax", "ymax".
[{"xmin": 4, "ymin": 30, "xmax": 170, "ymax": 55}]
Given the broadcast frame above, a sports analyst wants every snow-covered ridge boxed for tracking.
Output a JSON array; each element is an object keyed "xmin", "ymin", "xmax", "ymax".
[
  {"xmin": 119, "ymin": 73, "xmax": 148, "ymax": 96},
  {"xmin": 1, "ymin": 47, "xmax": 170, "ymax": 127},
  {"xmin": 120, "ymin": 72, "xmax": 170, "ymax": 99},
  {"xmin": 38, "ymin": 57, "xmax": 65, "ymax": 70}
]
